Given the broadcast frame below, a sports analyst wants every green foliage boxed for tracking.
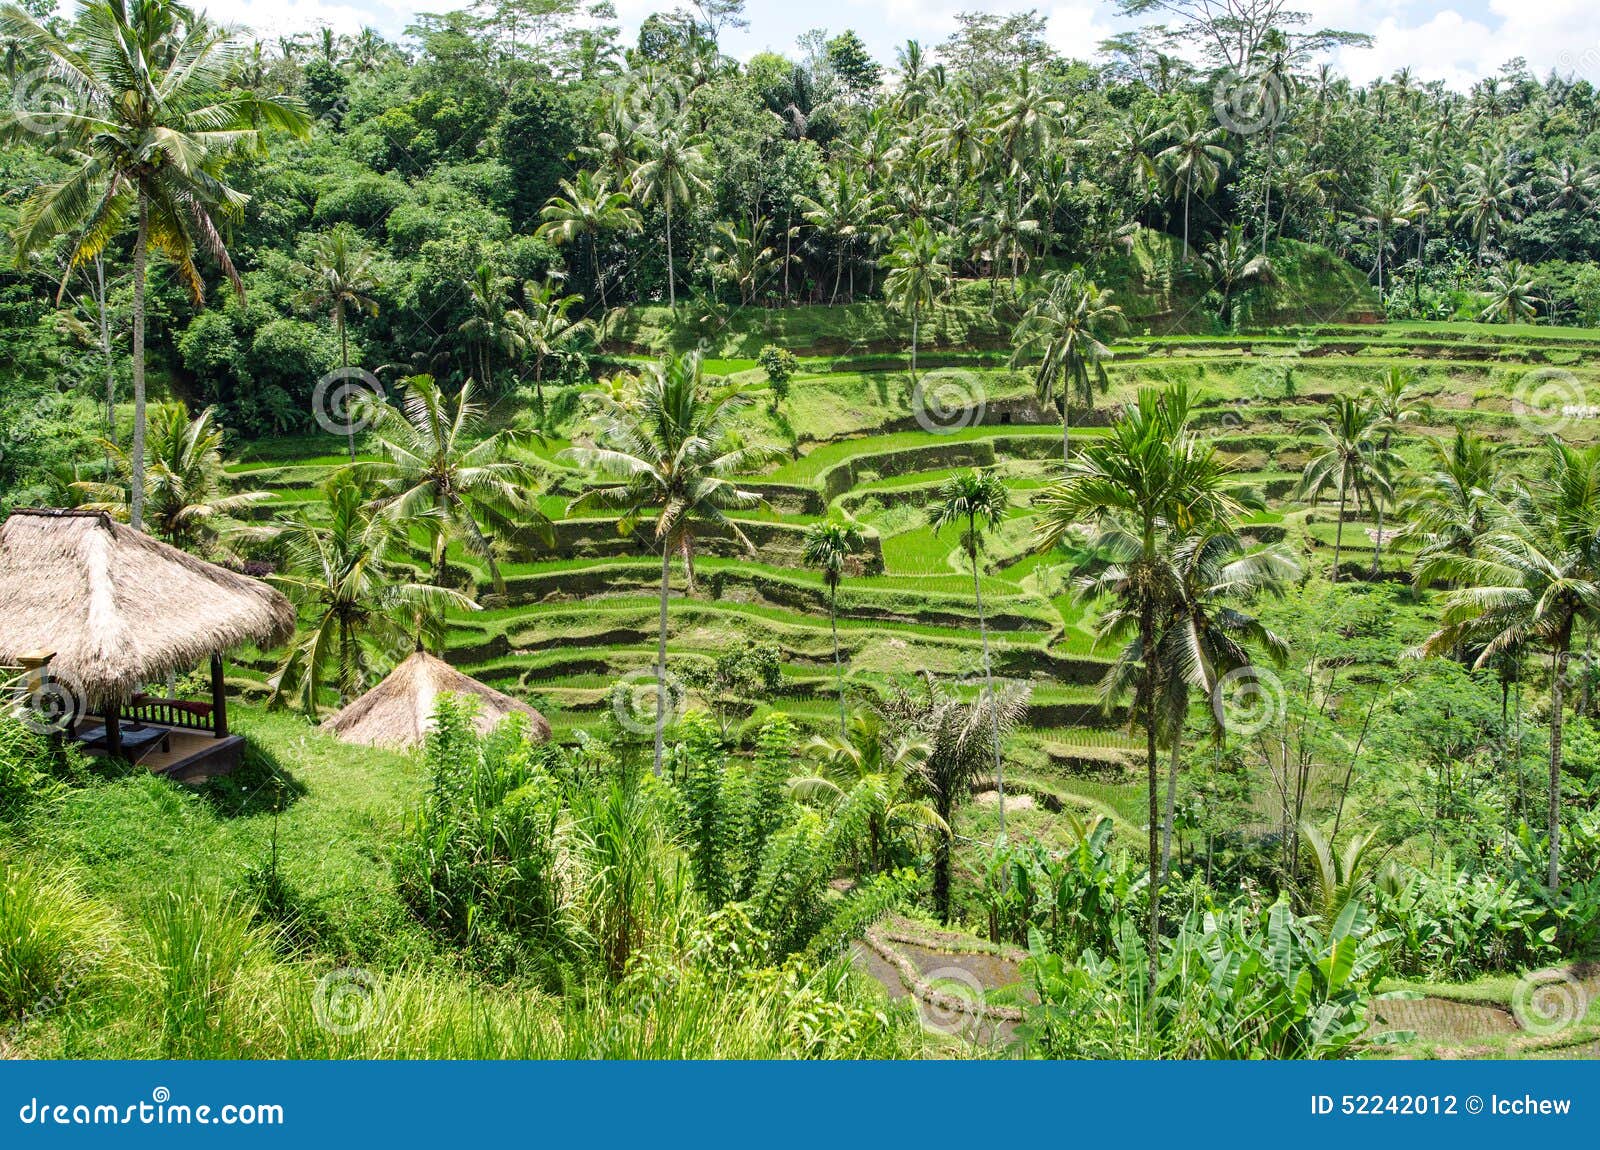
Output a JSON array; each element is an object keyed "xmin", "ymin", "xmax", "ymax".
[
  {"xmin": 393, "ymin": 696, "xmax": 572, "ymax": 976},
  {"xmin": 982, "ymin": 815, "xmax": 1143, "ymax": 957},
  {"xmin": 0, "ymin": 856, "xmax": 111, "ymax": 1021},
  {"xmin": 1375, "ymin": 855, "xmax": 1559, "ymax": 980}
]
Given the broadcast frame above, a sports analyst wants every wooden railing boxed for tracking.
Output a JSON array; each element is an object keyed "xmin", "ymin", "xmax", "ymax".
[{"xmin": 121, "ymin": 694, "xmax": 216, "ymax": 733}]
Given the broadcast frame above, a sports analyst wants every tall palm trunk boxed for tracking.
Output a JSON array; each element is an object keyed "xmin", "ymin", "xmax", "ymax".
[
  {"xmin": 1160, "ymin": 726, "xmax": 1181, "ymax": 880},
  {"xmin": 653, "ymin": 542, "xmax": 672, "ymax": 776},
  {"xmin": 1548, "ymin": 632, "xmax": 1570, "ymax": 888},
  {"xmin": 664, "ymin": 199, "xmax": 676, "ymax": 309},
  {"xmin": 909, "ymin": 307, "xmax": 919, "ymax": 387},
  {"xmin": 338, "ymin": 304, "xmax": 355, "ymax": 463},
  {"xmin": 1182, "ymin": 175, "xmax": 1192, "ymax": 260},
  {"xmin": 829, "ymin": 583, "xmax": 846, "ymax": 738},
  {"xmin": 1060, "ymin": 389, "xmax": 1072, "ymax": 464},
  {"xmin": 1331, "ymin": 476, "xmax": 1348, "ymax": 582},
  {"xmin": 970, "ymin": 522, "xmax": 1004, "ymax": 841},
  {"xmin": 130, "ymin": 194, "xmax": 148, "ymax": 532},
  {"xmin": 1141, "ymin": 604, "xmax": 1161, "ymax": 1012},
  {"xmin": 933, "ymin": 795, "xmax": 953, "ymax": 921}
]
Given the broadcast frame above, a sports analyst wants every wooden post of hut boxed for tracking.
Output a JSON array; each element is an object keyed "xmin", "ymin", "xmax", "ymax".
[{"xmin": 210, "ymin": 652, "xmax": 228, "ymax": 738}]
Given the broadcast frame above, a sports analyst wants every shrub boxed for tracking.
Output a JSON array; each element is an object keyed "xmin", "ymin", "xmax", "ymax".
[
  {"xmin": 1374, "ymin": 854, "xmax": 1557, "ymax": 980},
  {"xmin": 758, "ymin": 345, "xmax": 797, "ymax": 410}
]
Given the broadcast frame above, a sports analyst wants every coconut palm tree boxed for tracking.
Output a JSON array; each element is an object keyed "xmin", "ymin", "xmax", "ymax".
[
  {"xmin": 458, "ymin": 263, "xmax": 514, "ymax": 393},
  {"xmin": 269, "ymin": 476, "xmax": 475, "ymax": 715},
  {"xmin": 1034, "ymin": 384, "xmax": 1241, "ymax": 1006},
  {"xmin": 2, "ymin": 0, "xmax": 311, "ymax": 532},
  {"xmin": 503, "ymin": 277, "xmax": 590, "ymax": 416},
  {"xmin": 1401, "ymin": 426, "xmax": 1504, "ymax": 563},
  {"xmin": 877, "ymin": 673, "xmax": 1030, "ymax": 921},
  {"xmin": 629, "ymin": 121, "xmax": 712, "ymax": 308},
  {"xmin": 1013, "ymin": 270, "xmax": 1123, "ymax": 462},
  {"xmin": 1197, "ymin": 223, "xmax": 1276, "ymax": 327},
  {"xmin": 1364, "ymin": 367, "xmax": 1419, "ymax": 572},
  {"xmin": 1458, "ymin": 152, "xmax": 1523, "ymax": 264},
  {"xmin": 882, "ymin": 219, "xmax": 949, "ymax": 389},
  {"xmin": 292, "ymin": 225, "xmax": 381, "ymax": 462},
  {"xmin": 1420, "ymin": 440, "xmax": 1600, "ymax": 887},
  {"xmin": 563, "ymin": 354, "xmax": 772, "ymax": 774},
  {"xmin": 77, "ymin": 403, "xmax": 270, "ymax": 558},
  {"xmin": 797, "ymin": 169, "xmax": 871, "ymax": 305},
  {"xmin": 1156, "ymin": 105, "xmax": 1231, "ymax": 259},
  {"xmin": 534, "ymin": 170, "xmax": 640, "ymax": 311},
  {"xmin": 1136, "ymin": 527, "xmax": 1294, "ymax": 878},
  {"xmin": 1296, "ymin": 395, "xmax": 1396, "ymax": 582},
  {"xmin": 802, "ymin": 520, "xmax": 866, "ymax": 737},
  {"xmin": 929, "ymin": 469, "xmax": 1011, "ymax": 836},
  {"xmin": 1358, "ymin": 166, "xmax": 1419, "ymax": 298},
  {"xmin": 350, "ymin": 375, "xmax": 549, "ymax": 595},
  {"xmin": 1479, "ymin": 260, "xmax": 1543, "ymax": 324},
  {"xmin": 792, "ymin": 711, "xmax": 939, "ymax": 876}
]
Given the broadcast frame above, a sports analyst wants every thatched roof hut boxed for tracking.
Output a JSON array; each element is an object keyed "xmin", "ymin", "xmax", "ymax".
[
  {"xmin": 326, "ymin": 650, "xmax": 551, "ymax": 749},
  {"xmin": 0, "ymin": 509, "xmax": 295, "ymax": 709}
]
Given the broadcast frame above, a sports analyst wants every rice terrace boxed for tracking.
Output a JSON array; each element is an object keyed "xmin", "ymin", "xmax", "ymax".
[{"xmin": 0, "ymin": 0, "xmax": 1598, "ymax": 1064}]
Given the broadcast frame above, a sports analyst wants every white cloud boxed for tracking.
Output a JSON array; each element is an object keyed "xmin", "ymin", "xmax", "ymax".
[
  {"xmin": 1046, "ymin": 3, "xmax": 1114, "ymax": 62},
  {"xmin": 200, "ymin": 0, "xmax": 410, "ymax": 39}
]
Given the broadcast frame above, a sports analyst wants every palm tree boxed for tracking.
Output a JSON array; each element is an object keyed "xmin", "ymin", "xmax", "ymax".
[
  {"xmin": 269, "ymin": 476, "xmax": 474, "ymax": 714},
  {"xmin": 1034, "ymin": 384, "xmax": 1241, "ymax": 1006},
  {"xmin": 504, "ymin": 278, "xmax": 590, "ymax": 415},
  {"xmin": 929, "ymin": 470, "xmax": 1011, "ymax": 837},
  {"xmin": 1013, "ymin": 270, "xmax": 1123, "ymax": 463},
  {"xmin": 77, "ymin": 403, "xmax": 270, "ymax": 558},
  {"xmin": 458, "ymin": 264, "xmax": 513, "ymax": 393},
  {"xmin": 1156, "ymin": 105, "xmax": 1231, "ymax": 259},
  {"xmin": 1364, "ymin": 367, "xmax": 1418, "ymax": 573},
  {"xmin": 1458, "ymin": 152, "xmax": 1523, "ymax": 264},
  {"xmin": 802, "ymin": 520, "xmax": 866, "ymax": 737},
  {"xmin": 881, "ymin": 219, "xmax": 949, "ymax": 389},
  {"xmin": 1420, "ymin": 440, "xmax": 1600, "ymax": 887},
  {"xmin": 877, "ymin": 673, "xmax": 1030, "ymax": 921},
  {"xmin": 1297, "ymin": 396, "xmax": 1396, "ymax": 582},
  {"xmin": 792, "ymin": 712, "xmax": 939, "ymax": 876},
  {"xmin": 292, "ymin": 225, "xmax": 381, "ymax": 462},
  {"xmin": 797, "ymin": 169, "xmax": 870, "ymax": 305},
  {"xmin": 563, "ymin": 354, "xmax": 772, "ymax": 774},
  {"xmin": 629, "ymin": 122, "xmax": 712, "ymax": 308},
  {"xmin": 1358, "ymin": 167, "xmax": 1418, "ymax": 298},
  {"xmin": 1401, "ymin": 426, "xmax": 1503, "ymax": 563},
  {"xmin": 534, "ymin": 170, "xmax": 640, "ymax": 311},
  {"xmin": 2, "ymin": 0, "xmax": 311, "ymax": 532},
  {"xmin": 1139, "ymin": 527, "xmax": 1293, "ymax": 878},
  {"xmin": 705, "ymin": 217, "xmax": 780, "ymax": 305},
  {"xmin": 1197, "ymin": 223, "xmax": 1276, "ymax": 327},
  {"xmin": 350, "ymin": 375, "xmax": 548, "ymax": 595},
  {"xmin": 1480, "ymin": 260, "xmax": 1543, "ymax": 324}
]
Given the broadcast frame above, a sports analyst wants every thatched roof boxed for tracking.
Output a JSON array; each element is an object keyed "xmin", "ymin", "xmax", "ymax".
[
  {"xmin": 0, "ymin": 509, "xmax": 295, "ymax": 708},
  {"xmin": 326, "ymin": 650, "xmax": 551, "ymax": 748}
]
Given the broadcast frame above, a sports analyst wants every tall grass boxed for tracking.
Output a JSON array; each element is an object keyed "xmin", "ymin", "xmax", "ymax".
[
  {"xmin": 0, "ymin": 856, "xmax": 114, "ymax": 1022},
  {"xmin": 136, "ymin": 878, "xmax": 266, "ymax": 1058}
]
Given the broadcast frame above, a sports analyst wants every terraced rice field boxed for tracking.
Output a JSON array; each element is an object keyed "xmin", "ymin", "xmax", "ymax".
[{"xmin": 223, "ymin": 321, "xmax": 1600, "ymax": 836}]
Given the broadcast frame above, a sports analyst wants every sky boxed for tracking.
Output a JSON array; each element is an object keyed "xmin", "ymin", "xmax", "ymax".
[{"xmin": 105, "ymin": 0, "xmax": 1600, "ymax": 90}]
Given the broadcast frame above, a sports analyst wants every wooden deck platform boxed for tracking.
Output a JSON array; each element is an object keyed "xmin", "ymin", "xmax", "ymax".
[{"xmin": 81, "ymin": 724, "xmax": 245, "ymax": 783}]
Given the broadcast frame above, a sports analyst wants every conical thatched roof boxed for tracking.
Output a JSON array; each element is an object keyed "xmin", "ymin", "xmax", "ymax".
[
  {"xmin": 326, "ymin": 650, "xmax": 551, "ymax": 748},
  {"xmin": 0, "ymin": 509, "xmax": 295, "ymax": 709}
]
